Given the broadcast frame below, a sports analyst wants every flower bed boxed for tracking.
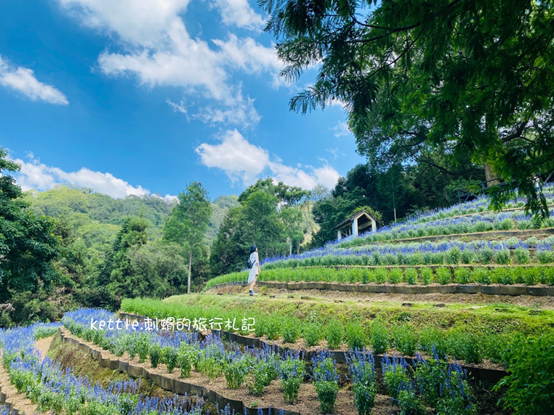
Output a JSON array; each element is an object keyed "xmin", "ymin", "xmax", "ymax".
[
  {"xmin": 62, "ymin": 308, "xmax": 484, "ymax": 415},
  {"xmin": 122, "ymin": 296, "xmax": 554, "ymax": 367}
]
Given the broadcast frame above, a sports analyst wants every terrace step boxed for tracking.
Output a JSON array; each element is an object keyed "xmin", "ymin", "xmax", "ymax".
[
  {"xmin": 117, "ymin": 312, "xmax": 508, "ymax": 384},
  {"xmin": 348, "ymin": 226, "xmax": 554, "ymax": 246},
  {"xmin": 207, "ymin": 280, "xmax": 554, "ymax": 297},
  {"xmin": 59, "ymin": 327, "xmax": 301, "ymax": 415}
]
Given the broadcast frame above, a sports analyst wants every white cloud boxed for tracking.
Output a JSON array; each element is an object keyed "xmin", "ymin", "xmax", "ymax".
[
  {"xmin": 331, "ymin": 121, "xmax": 351, "ymax": 137},
  {"xmin": 195, "ymin": 129, "xmax": 340, "ymax": 190},
  {"xmin": 11, "ymin": 154, "xmax": 171, "ymax": 200},
  {"xmin": 210, "ymin": 0, "xmax": 265, "ymax": 31},
  {"xmin": 55, "ymin": 0, "xmax": 282, "ymax": 121},
  {"xmin": 193, "ymin": 87, "xmax": 261, "ymax": 127},
  {"xmin": 0, "ymin": 55, "xmax": 68, "ymax": 105},
  {"xmin": 195, "ymin": 129, "xmax": 269, "ymax": 184}
]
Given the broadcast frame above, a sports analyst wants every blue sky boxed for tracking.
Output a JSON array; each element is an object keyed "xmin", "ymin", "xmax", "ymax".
[{"xmin": 0, "ymin": 0, "xmax": 365, "ymax": 200}]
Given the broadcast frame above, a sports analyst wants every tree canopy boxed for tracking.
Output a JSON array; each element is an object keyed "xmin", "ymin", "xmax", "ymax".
[
  {"xmin": 261, "ymin": 0, "xmax": 554, "ymax": 215},
  {"xmin": 0, "ymin": 149, "xmax": 59, "ymax": 302},
  {"xmin": 163, "ymin": 182, "xmax": 212, "ymax": 293}
]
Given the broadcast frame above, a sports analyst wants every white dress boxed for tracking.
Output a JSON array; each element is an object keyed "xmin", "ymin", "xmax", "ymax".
[{"xmin": 248, "ymin": 252, "xmax": 259, "ymax": 283}]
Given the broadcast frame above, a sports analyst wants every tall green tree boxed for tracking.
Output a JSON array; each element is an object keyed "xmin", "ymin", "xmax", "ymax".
[
  {"xmin": 279, "ymin": 206, "xmax": 305, "ymax": 255},
  {"xmin": 242, "ymin": 190, "xmax": 285, "ymax": 258},
  {"xmin": 0, "ymin": 149, "xmax": 59, "ymax": 303},
  {"xmin": 163, "ymin": 182, "xmax": 212, "ymax": 293},
  {"xmin": 209, "ymin": 207, "xmax": 249, "ymax": 277},
  {"xmin": 96, "ymin": 216, "xmax": 150, "ymax": 309},
  {"xmin": 260, "ymin": 0, "xmax": 554, "ymax": 215}
]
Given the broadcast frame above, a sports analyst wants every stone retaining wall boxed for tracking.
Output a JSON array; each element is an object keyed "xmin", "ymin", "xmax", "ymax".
[{"xmin": 209, "ymin": 280, "xmax": 554, "ymax": 296}]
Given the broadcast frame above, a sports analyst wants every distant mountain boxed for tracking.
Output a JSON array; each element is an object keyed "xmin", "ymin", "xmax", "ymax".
[{"xmin": 24, "ymin": 186, "xmax": 239, "ymax": 256}]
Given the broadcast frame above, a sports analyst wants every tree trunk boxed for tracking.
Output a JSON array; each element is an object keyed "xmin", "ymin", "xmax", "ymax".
[
  {"xmin": 484, "ymin": 164, "xmax": 500, "ymax": 186},
  {"xmin": 289, "ymin": 237, "xmax": 292, "ymax": 257},
  {"xmin": 187, "ymin": 251, "xmax": 192, "ymax": 294}
]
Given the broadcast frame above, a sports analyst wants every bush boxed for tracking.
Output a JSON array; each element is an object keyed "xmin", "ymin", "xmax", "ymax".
[
  {"xmin": 304, "ymin": 323, "xmax": 323, "ymax": 347},
  {"xmin": 348, "ymin": 350, "xmax": 376, "ymax": 415},
  {"xmin": 420, "ymin": 268, "xmax": 433, "ymax": 285},
  {"xmin": 224, "ymin": 356, "xmax": 250, "ymax": 389},
  {"xmin": 383, "ymin": 357, "xmax": 410, "ymax": 399},
  {"xmin": 479, "ymin": 247, "xmax": 494, "ymax": 264},
  {"xmin": 346, "ymin": 322, "xmax": 367, "ymax": 350},
  {"xmin": 419, "ymin": 327, "xmax": 447, "ymax": 357},
  {"xmin": 282, "ymin": 320, "xmax": 300, "ymax": 344},
  {"xmin": 498, "ymin": 218, "xmax": 515, "ymax": 230},
  {"xmin": 536, "ymin": 250, "xmax": 554, "ymax": 264},
  {"xmin": 371, "ymin": 320, "xmax": 389, "ymax": 354},
  {"xmin": 389, "ymin": 268, "xmax": 403, "ymax": 284},
  {"xmin": 393, "ymin": 325, "xmax": 417, "ymax": 356},
  {"xmin": 454, "ymin": 268, "xmax": 471, "ymax": 284},
  {"xmin": 494, "ymin": 249, "xmax": 511, "ymax": 265},
  {"xmin": 431, "ymin": 252, "xmax": 445, "ymax": 264},
  {"xmin": 312, "ymin": 354, "xmax": 339, "ymax": 414},
  {"xmin": 397, "ymin": 389, "xmax": 426, "ymax": 415},
  {"xmin": 265, "ymin": 317, "xmax": 281, "ymax": 340},
  {"xmin": 325, "ymin": 319, "xmax": 344, "ymax": 349},
  {"xmin": 447, "ymin": 330, "xmax": 482, "ymax": 364},
  {"xmin": 247, "ymin": 360, "xmax": 272, "ymax": 396},
  {"xmin": 492, "ymin": 268, "xmax": 513, "ymax": 285},
  {"xmin": 472, "ymin": 267, "xmax": 491, "ymax": 284},
  {"xmin": 161, "ymin": 346, "xmax": 178, "ymax": 373},
  {"xmin": 149, "ymin": 343, "xmax": 162, "ymax": 368},
  {"xmin": 446, "ymin": 247, "xmax": 462, "ymax": 264},
  {"xmin": 404, "ymin": 268, "xmax": 418, "ymax": 285},
  {"xmin": 460, "ymin": 250, "xmax": 477, "ymax": 264},
  {"xmin": 436, "ymin": 267, "xmax": 452, "ymax": 285},
  {"xmin": 375, "ymin": 268, "xmax": 387, "ymax": 284},
  {"xmin": 279, "ymin": 358, "xmax": 305, "ymax": 403},
  {"xmin": 494, "ymin": 333, "xmax": 554, "ymax": 415},
  {"xmin": 514, "ymin": 248, "xmax": 531, "ymax": 264}
]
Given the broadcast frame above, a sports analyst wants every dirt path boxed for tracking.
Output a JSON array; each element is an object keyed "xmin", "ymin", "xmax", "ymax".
[
  {"xmin": 215, "ymin": 285, "xmax": 554, "ymax": 308},
  {"xmin": 35, "ymin": 335, "xmax": 54, "ymax": 362},
  {"xmin": 0, "ymin": 336, "xmax": 54, "ymax": 414}
]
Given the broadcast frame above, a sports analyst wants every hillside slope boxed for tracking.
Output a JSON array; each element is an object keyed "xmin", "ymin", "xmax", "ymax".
[{"xmin": 24, "ymin": 186, "xmax": 239, "ymax": 256}]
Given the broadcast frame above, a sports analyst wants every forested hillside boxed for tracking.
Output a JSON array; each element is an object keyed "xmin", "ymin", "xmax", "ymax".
[{"xmin": 23, "ymin": 187, "xmax": 238, "ymax": 257}]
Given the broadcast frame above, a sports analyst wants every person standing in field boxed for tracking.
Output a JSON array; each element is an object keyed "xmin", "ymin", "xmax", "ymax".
[{"xmin": 248, "ymin": 245, "xmax": 260, "ymax": 296}]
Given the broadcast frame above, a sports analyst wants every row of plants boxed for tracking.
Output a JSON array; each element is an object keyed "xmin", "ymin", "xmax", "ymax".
[
  {"xmin": 328, "ymin": 209, "xmax": 554, "ymax": 250},
  {"xmin": 333, "ymin": 187, "xmax": 554, "ymax": 249},
  {"xmin": 64, "ymin": 309, "xmax": 478, "ymax": 414},
  {"xmin": 206, "ymin": 264, "xmax": 554, "ymax": 288},
  {"xmin": 0, "ymin": 322, "xmax": 221, "ymax": 415},
  {"xmin": 121, "ymin": 297, "xmax": 554, "ymax": 366},
  {"xmin": 262, "ymin": 236, "xmax": 554, "ymax": 269},
  {"xmin": 398, "ymin": 186, "xmax": 554, "ymax": 227}
]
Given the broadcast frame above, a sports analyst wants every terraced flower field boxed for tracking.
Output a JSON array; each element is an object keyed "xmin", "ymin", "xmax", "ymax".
[{"xmin": 2, "ymin": 192, "xmax": 554, "ymax": 414}]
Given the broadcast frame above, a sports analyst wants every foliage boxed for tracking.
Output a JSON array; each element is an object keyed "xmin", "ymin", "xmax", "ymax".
[
  {"xmin": 260, "ymin": 0, "xmax": 554, "ymax": 216},
  {"xmin": 95, "ymin": 216, "xmax": 151, "ymax": 310},
  {"xmin": 304, "ymin": 322, "xmax": 323, "ymax": 347},
  {"xmin": 163, "ymin": 182, "xmax": 212, "ymax": 294},
  {"xmin": 325, "ymin": 319, "xmax": 343, "ymax": 349},
  {"xmin": 347, "ymin": 349, "xmax": 376, "ymax": 415},
  {"xmin": 346, "ymin": 322, "xmax": 367, "ymax": 350},
  {"xmin": 0, "ymin": 149, "xmax": 60, "ymax": 303},
  {"xmin": 393, "ymin": 325, "xmax": 417, "ymax": 357},
  {"xmin": 371, "ymin": 320, "xmax": 389, "ymax": 355},
  {"xmin": 312, "ymin": 351, "xmax": 339, "ymax": 413},
  {"xmin": 279, "ymin": 355, "xmax": 305, "ymax": 403},
  {"xmin": 494, "ymin": 333, "xmax": 554, "ymax": 415}
]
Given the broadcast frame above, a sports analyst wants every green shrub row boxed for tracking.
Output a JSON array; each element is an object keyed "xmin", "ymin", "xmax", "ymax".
[
  {"xmin": 263, "ymin": 243, "xmax": 554, "ymax": 270},
  {"xmin": 206, "ymin": 265, "xmax": 554, "ymax": 289},
  {"xmin": 122, "ymin": 297, "xmax": 552, "ymax": 365},
  {"xmin": 338, "ymin": 215, "xmax": 554, "ymax": 248}
]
